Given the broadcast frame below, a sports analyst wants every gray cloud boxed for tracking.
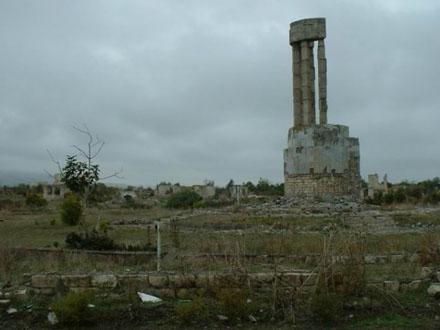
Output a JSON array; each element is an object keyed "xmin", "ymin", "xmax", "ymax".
[{"xmin": 0, "ymin": 0, "xmax": 439, "ymax": 186}]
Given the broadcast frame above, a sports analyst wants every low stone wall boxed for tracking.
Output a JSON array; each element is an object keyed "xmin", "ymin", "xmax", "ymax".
[
  {"xmin": 10, "ymin": 247, "xmax": 156, "ymax": 265},
  {"xmin": 10, "ymin": 248, "xmax": 420, "ymax": 266},
  {"xmin": 27, "ymin": 271, "xmax": 423, "ymax": 299}
]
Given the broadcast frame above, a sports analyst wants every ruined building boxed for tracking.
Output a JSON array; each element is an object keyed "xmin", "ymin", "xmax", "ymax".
[{"xmin": 284, "ymin": 18, "xmax": 361, "ymax": 198}]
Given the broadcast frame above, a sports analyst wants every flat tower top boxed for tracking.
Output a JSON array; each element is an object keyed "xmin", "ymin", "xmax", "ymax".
[{"xmin": 290, "ymin": 17, "xmax": 326, "ymax": 44}]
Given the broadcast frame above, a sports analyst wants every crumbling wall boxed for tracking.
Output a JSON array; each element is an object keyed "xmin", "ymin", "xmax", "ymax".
[{"xmin": 284, "ymin": 125, "xmax": 361, "ymax": 198}]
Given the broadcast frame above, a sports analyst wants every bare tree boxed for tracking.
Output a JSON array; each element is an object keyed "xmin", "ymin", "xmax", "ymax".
[
  {"xmin": 71, "ymin": 124, "xmax": 122, "ymax": 181},
  {"xmin": 45, "ymin": 124, "xmax": 123, "ymax": 203}
]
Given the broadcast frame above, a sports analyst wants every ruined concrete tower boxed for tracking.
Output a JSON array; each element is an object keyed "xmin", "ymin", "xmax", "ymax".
[{"xmin": 284, "ymin": 18, "xmax": 361, "ymax": 198}]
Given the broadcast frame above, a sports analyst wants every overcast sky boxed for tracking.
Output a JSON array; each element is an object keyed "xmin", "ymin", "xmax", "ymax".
[{"xmin": 0, "ymin": 0, "xmax": 439, "ymax": 186}]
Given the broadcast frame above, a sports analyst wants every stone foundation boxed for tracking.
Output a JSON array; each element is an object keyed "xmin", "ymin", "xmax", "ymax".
[{"xmin": 285, "ymin": 173, "xmax": 360, "ymax": 199}]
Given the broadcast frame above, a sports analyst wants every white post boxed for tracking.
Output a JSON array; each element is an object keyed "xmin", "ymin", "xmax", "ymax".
[{"xmin": 155, "ymin": 220, "xmax": 161, "ymax": 272}]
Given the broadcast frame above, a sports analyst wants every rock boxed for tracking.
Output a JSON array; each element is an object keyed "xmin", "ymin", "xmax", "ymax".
[
  {"xmin": 6, "ymin": 307, "xmax": 17, "ymax": 314},
  {"xmin": 364, "ymin": 255, "xmax": 376, "ymax": 264},
  {"xmin": 421, "ymin": 267, "xmax": 433, "ymax": 279},
  {"xmin": 383, "ymin": 280, "xmax": 400, "ymax": 292},
  {"xmin": 249, "ymin": 315, "xmax": 257, "ymax": 322},
  {"xmin": 217, "ymin": 314, "xmax": 228, "ymax": 321},
  {"xmin": 91, "ymin": 274, "xmax": 117, "ymax": 289},
  {"xmin": 428, "ymin": 284, "xmax": 440, "ymax": 297},
  {"xmin": 15, "ymin": 288, "xmax": 27, "ymax": 297},
  {"xmin": 149, "ymin": 275, "xmax": 168, "ymax": 288},
  {"xmin": 31, "ymin": 274, "xmax": 60, "ymax": 288},
  {"xmin": 47, "ymin": 311, "xmax": 58, "ymax": 325},
  {"xmin": 0, "ymin": 299, "xmax": 10, "ymax": 305}
]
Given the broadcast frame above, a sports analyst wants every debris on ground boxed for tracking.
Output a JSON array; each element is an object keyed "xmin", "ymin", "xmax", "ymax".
[{"xmin": 137, "ymin": 292, "xmax": 162, "ymax": 303}]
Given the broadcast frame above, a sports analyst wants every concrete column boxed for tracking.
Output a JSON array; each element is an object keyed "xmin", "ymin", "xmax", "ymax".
[
  {"xmin": 300, "ymin": 41, "xmax": 314, "ymax": 127},
  {"xmin": 292, "ymin": 42, "xmax": 302, "ymax": 130},
  {"xmin": 318, "ymin": 39, "xmax": 327, "ymax": 125}
]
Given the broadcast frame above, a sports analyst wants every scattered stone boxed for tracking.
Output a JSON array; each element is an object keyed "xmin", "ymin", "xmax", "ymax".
[
  {"xmin": 217, "ymin": 315, "xmax": 228, "ymax": 321},
  {"xmin": 0, "ymin": 299, "xmax": 11, "ymax": 305},
  {"xmin": 15, "ymin": 288, "xmax": 27, "ymax": 297},
  {"xmin": 428, "ymin": 284, "xmax": 440, "ymax": 297},
  {"xmin": 248, "ymin": 315, "xmax": 257, "ymax": 322},
  {"xmin": 421, "ymin": 267, "xmax": 434, "ymax": 279},
  {"xmin": 47, "ymin": 311, "xmax": 58, "ymax": 325},
  {"xmin": 383, "ymin": 280, "xmax": 399, "ymax": 292},
  {"xmin": 6, "ymin": 307, "xmax": 17, "ymax": 314}
]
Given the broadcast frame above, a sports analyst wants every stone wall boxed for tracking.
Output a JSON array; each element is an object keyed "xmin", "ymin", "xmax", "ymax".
[
  {"xmin": 285, "ymin": 173, "xmax": 360, "ymax": 199},
  {"xmin": 26, "ymin": 271, "xmax": 423, "ymax": 298},
  {"xmin": 9, "ymin": 247, "xmax": 421, "ymax": 266},
  {"xmin": 284, "ymin": 125, "xmax": 361, "ymax": 199}
]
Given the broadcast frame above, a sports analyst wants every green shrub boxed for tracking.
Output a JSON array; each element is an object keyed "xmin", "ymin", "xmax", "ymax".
[
  {"xmin": 65, "ymin": 229, "xmax": 153, "ymax": 251},
  {"xmin": 216, "ymin": 288, "xmax": 249, "ymax": 319},
  {"xmin": 383, "ymin": 192, "xmax": 394, "ymax": 205},
  {"xmin": 60, "ymin": 194, "xmax": 83, "ymax": 226},
  {"xmin": 25, "ymin": 193, "xmax": 47, "ymax": 208},
  {"xmin": 166, "ymin": 190, "xmax": 202, "ymax": 209},
  {"xmin": 65, "ymin": 230, "xmax": 116, "ymax": 250},
  {"xmin": 175, "ymin": 297, "xmax": 208, "ymax": 324},
  {"xmin": 310, "ymin": 292, "xmax": 343, "ymax": 325},
  {"xmin": 425, "ymin": 191, "xmax": 440, "ymax": 205},
  {"xmin": 0, "ymin": 198, "xmax": 22, "ymax": 210},
  {"xmin": 394, "ymin": 188, "xmax": 406, "ymax": 203},
  {"xmin": 51, "ymin": 291, "xmax": 93, "ymax": 325}
]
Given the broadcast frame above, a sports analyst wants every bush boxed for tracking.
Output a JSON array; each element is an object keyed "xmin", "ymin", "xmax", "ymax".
[
  {"xmin": 166, "ymin": 190, "xmax": 202, "ymax": 209},
  {"xmin": 60, "ymin": 194, "xmax": 83, "ymax": 226},
  {"xmin": 382, "ymin": 192, "xmax": 394, "ymax": 205},
  {"xmin": 216, "ymin": 288, "xmax": 249, "ymax": 319},
  {"xmin": 310, "ymin": 292, "xmax": 343, "ymax": 325},
  {"xmin": 65, "ymin": 230, "xmax": 116, "ymax": 250},
  {"xmin": 419, "ymin": 233, "xmax": 440, "ymax": 266},
  {"xmin": 65, "ymin": 229, "xmax": 153, "ymax": 251},
  {"xmin": 394, "ymin": 188, "xmax": 406, "ymax": 203},
  {"xmin": 175, "ymin": 297, "xmax": 208, "ymax": 324},
  {"xmin": 0, "ymin": 198, "xmax": 22, "ymax": 210},
  {"xmin": 25, "ymin": 193, "xmax": 47, "ymax": 208},
  {"xmin": 51, "ymin": 291, "xmax": 93, "ymax": 325}
]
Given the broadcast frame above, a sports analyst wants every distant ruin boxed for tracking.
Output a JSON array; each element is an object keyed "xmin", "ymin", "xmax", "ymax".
[{"xmin": 284, "ymin": 18, "xmax": 361, "ymax": 198}]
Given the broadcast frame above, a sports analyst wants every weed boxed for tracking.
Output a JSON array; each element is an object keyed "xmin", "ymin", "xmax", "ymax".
[
  {"xmin": 215, "ymin": 288, "xmax": 249, "ymax": 319},
  {"xmin": 175, "ymin": 297, "xmax": 208, "ymax": 324},
  {"xmin": 51, "ymin": 291, "xmax": 94, "ymax": 325}
]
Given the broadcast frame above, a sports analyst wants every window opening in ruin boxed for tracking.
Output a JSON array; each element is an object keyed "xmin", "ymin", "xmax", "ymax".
[{"xmin": 309, "ymin": 168, "xmax": 314, "ymax": 174}]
